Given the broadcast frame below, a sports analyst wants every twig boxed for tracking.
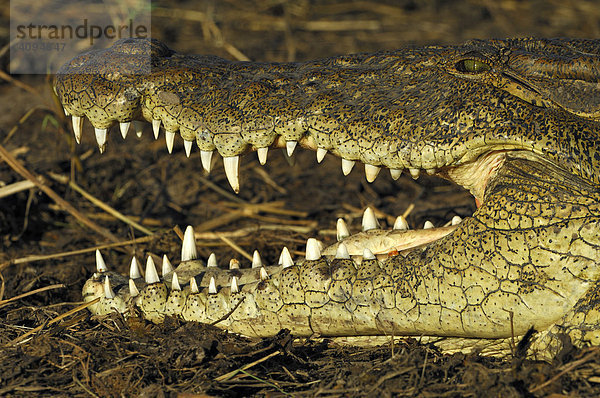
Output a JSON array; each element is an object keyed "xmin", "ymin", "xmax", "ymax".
[
  {"xmin": 217, "ymin": 233, "xmax": 253, "ymax": 261},
  {"xmin": 215, "ymin": 351, "xmax": 280, "ymax": 382},
  {"xmin": 48, "ymin": 172, "xmax": 154, "ymax": 236},
  {"xmin": 0, "ymin": 284, "xmax": 65, "ymax": 308},
  {"xmin": 8, "ymin": 297, "xmax": 100, "ymax": 345},
  {"xmin": 529, "ymin": 348, "xmax": 600, "ymax": 393},
  {"xmin": 0, "ymin": 143, "xmax": 119, "ymax": 243},
  {"xmin": 0, "ymin": 180, "xmax": 36, "ymax": 199}
]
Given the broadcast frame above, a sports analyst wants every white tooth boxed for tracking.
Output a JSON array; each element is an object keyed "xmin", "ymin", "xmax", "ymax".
[
  {"xmin": 191, "ymin": 276, "xmax": 199, "ymax": 294},
  {"xmin": 223, "ymin": 156, "xmax": 240, "ymax": 193},
  {"xmin": 165, "ymin": 130, "xmax": 176, "ymax": 153},
  {"xmin": 208, "ymin": 276, "xmax": 217, "ymax": 294},
  {"xmin": 424, "ymin": 220, "xmax": 434, "ymax": 229},
  {"xmin": 364, "ymin": 164, "xmax": 380, "ymax": 183},
  {"xmin": 207, "ymin": 253, "xmax": 218, "ymax": 267},
  {"xmin": 451, "ymin": 215, "xmax": 463, "ymax": 226},
  {"xmin": 259, "ymin": 267, "xmax": 269, "ymax": 280},
  {"xmin": 393, "ymin": 216, "xmax": 409, "ymax": 230},
  {"xmin": 362, "ymin": 207, "xmax": 379, "ymax": 231},
  {"xmin": 119, "ymin": 122, "xmax": 130, "ymax": 139},
  {"xmin": 63, "ymin": 107, "xmax": 70, "ymax": 116},
  {"xmin": 162, "ymin": 255, "xmax": 173, "ymax": 276},
  {"xmin": 72, "ymin": 116, "xmax": 83, "ymax": 144},
  {"xmin": 305, "ymin": 238, "xmax": 321, "ymax": 261},
  {"xmin": 104, "ymin": 276, "xmax": 115, "ymax": 299},
  {"xmin": 363, "ymin": 248, "xmax": 376, "ymax": 260},
  {"xmin": 171, "ymin": 272, "xmax": 181, "ymax": 291},
  {"xmin": 181, "ymin": 225, "xmax": 198, "ymax": 261},
  {"xmin": 341, "ymin": 159, "xmax": 355, "ymax": 175},
  {"xmin": 252, "ymin": 250, "xmax": 262, "ymax": 268},
  {"xmin": 257, "ymin": 147, "xmax": 268, "ymax": 165},
  {"xmin": 94, "ymin": 128, "xmax": 107, "ymax": 153},
  {"xmin": 230, "ymin": 276, "xmax": 239, "ymax": 293},
  {"xmin": 129, "ymin": 257, "xmax": 141, "ymax": 279},
  {"xmin": 336, "ymin": 218, "xmax": 350, "ymax": 241},
  {"xmin": 335, "ymin": 243, "xmax": 350, "ymax": 259},
  {"xmin": 95, "ymin": 250, "xmax": 107, "ymax": 273},
  {"xmin": 279, "ymin": 247, "xmax": 293, "ymax": 268},
  {"xmin": 286, "ymin": 141, "xmax": 297, "ymax": 156},
  {"xmin": 133, "ymin": 121, "xmax": 144, "ymax": 138},
  {"xmin": 229, "ymin": 259, "xmax": 240, "ymax": 269},
  {"xmin": 129, "ymin": 279, "xmax": 139, "ymax": 297},
  {"xmin": 316, "ymin": 148, "xmax": 327, "ymax": 163},
  {"xmin": 390, "ymin": 168, "xmax": 403, "ymax": 180},
  {"xmin": 184, "ymin": 140, "xmax": 193, "ymax": 157},
  {"xmin": 409, "ymin": 168, "xmax": 420, "ymax": 179},
  {"xmin": 152, "ymin": 119, "xmax": 161, "ymax": 139},
  {"xmin": 200, "ymin": 150, "xmax": 213, "ymax": 173},
  {"xmin": 145, "ymin": 256, "xmax": 160, "ymax": 284}
]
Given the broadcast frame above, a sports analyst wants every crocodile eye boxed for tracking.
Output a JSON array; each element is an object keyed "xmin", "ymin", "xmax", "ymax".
[{"xmin": 456, "ymin": 59, "xmax": 490, "ymax": 73}]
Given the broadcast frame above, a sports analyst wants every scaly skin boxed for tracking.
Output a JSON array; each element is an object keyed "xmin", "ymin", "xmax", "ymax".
[{"xmin": 54, "ymin": 38, "xmax": 600, "ymax": 359}]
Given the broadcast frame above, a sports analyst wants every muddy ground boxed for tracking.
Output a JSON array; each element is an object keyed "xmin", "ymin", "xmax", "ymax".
[{"xmin": 2, "ymin": 0, "xmax": 600, "ymax": 396}]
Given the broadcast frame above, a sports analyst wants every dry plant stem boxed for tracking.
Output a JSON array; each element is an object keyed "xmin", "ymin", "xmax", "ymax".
[
  {"xmin": 217, "ymin": 233, "xmax": 253, "ymax": 261},
  {"xmin": 0, "ymin": 284, "xmax": 65, "ymax": 309},
  {"xmin": 0, "ymin": 143, "xmax": 119, "ymax": 243},
  {"xmin": 215, "ymin": 351, "xmax": 281, "ymax": 382},
  {"xmin": 0, "ymin": 235, "xmax": 158, "ymax": 271},
  {"xmin": 529, "ymin": 348, "xmax": 600, "ymax": 393},
  {"xmin": 48, "ymin": 172, "xmax": 154, "ymax": 236},
  {"xmin": 0, "ymin": 180, "xmax": 36, "ymax": 198},
  {"xmin": 8, "ymin": 297, "xmax": 101, "ymax": 345}
]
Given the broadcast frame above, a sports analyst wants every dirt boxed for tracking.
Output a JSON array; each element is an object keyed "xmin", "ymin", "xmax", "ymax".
[{"xmin": 2, "ymin": 0, "xmax": 600, "ymax": 396}]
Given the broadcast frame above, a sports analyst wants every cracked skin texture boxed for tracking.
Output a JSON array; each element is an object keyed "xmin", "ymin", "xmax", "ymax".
[{"xmin": 54, "ymin": 38, "xmax": 600, "ymax": 359}]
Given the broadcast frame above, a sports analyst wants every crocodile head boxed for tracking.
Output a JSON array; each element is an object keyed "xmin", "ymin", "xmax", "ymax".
[{"xmin": 54, "ymin": 38, "xmax": 600, "ymax": 359}]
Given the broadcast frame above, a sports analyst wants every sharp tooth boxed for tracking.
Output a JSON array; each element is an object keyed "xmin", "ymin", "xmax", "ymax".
[
  {"xmin": 129, "ymin": 257, "xmax": 141, "ymax": 279},
  {"xmin": 451, "ymin": 215, "xmax": 462, "ymax": 225},
  {"xmin": 393, "ymin": 216, "xmax": 409, "ymax": 230},
  {"xmin": 184, "ymin": 140, "xmax": 193, "ymax": 157},
  {"xmin": 316, "ymin": 148, "xmax": 327, "ymax": 163},
  {"xmin": 133, "ymin": 121, "xmax": 144, "ymax": 138},
  {"xmin": 223, "ymin": 156, "xmax": 240, "ymax": 193},
  {"xmin": 63, "ymin": 107, "xmax": 70, "ymax": 116},
  {"xmin": 165, "ymin": 131, "xmax": 176, "ymax": 153},
  {"xmin": 129, "ymin": 278, "xmax": 139, "ymax": 297},
  {"xmin": 230, "ymin": 276, "xmax": 239, "ymax": 293},
  {"xmin": 229, "ymin": 259, "xmax": 240, "ymax": 269},
  {"xmin": 252, "ymin": 250, "xmax": 262, "ymax": 268},
  {"xmin": 200, "ymin": 150, "xmax": 213, "ymax": 173},
  {"xmin": 423, "ymin": 220, "xmax": 434, "ymax": 229},
  {"xmin": 171, "ymin": 272, "xmax": 181, "ymax": 291},
  {"xmin": 104, "ymin": 276, "xmax": 115, "ymax": 299},
  {"xmin": 259, "ymin": 267, "xmax": 269, "ymax": 281},
  {"xmin": 207, "ymin": 253, "xmax": 218, "ymax": 267},
  {"xmin": 362, "ymin": 207, "xmax": 379, "ymax": 231},
  {"xmin": 208, "ymin": 276, "xmax": 217, "ymax": 294},
  {"xmin": 119, "ymin": 122, "xmax": 130, "ymax": 139},
  {"xmin": 335, "ymin": 243, "xmax": 350, "ymax": 259},
  {"xmin": 286, "ymin": 141, "xmax": 297, "ymax": 156},
  {"xmin": 94, "ymin": 128, "xmax": 107, "ymax": 153},
  {"xmin": 409, "ymin": 168, "xmax": 420, "ymax": 179},
  {"xmin": 279, "ymin": 247, "xmax": 293, "ymax": 268},
  {"xmin": 336, "ymin": 218, "xmax": 350, "ymax": 241},
  {"xmin": 364, "ymin": 164, "xmax": 380, "ymax": 183},
  {"xmin": 305, "ymin": 238, "xmax": 321, "ymax": 261},
  {"xmin": 191, "ymin": 276, "xmax": 199, "ymax": 294},
  {"xmin": 152, "ymin": 119, "xmax": 161, "ymax": 139},
  {"xmin": 96, "ymin": 250, "xmax": 107, "ymax": 273},
  {"xmin": 145, "ymin": 256, "xmax": 160, "ymax": 284},
  {"xmin": 72, "ymin": 116, "xmax": 83, "ymax": 144},
  {"xmin": 162, "ymin": 255, "xmax": 173, "ymax": 276},
  {"xmin": 257, "ymin": 147, "xmax": 268, "ymax": 165},
  {"xmin": 181, "ymin": 225, "xmax": 198, "ymax": 261},
  {"xmin": 341, "ymin": 159, "xmax": 355, "ymax": 175},
  {"xmin": 390, "ymin": 168, "xmax": 402, "ymax": 180},
  {"xmin": 363, "ymin": 248, "xmax": 376, "ymax": 260}
]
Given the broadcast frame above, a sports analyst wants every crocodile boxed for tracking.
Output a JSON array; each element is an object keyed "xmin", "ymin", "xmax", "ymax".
[{"xmin": 53, "ymin": 37, "xmax": 600, "ymax": 360}]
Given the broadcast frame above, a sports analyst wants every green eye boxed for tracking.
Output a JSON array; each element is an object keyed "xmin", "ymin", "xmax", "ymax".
[{"xmin": 456, "ymin": 59, "xmax": 490, "ymax": 73}]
